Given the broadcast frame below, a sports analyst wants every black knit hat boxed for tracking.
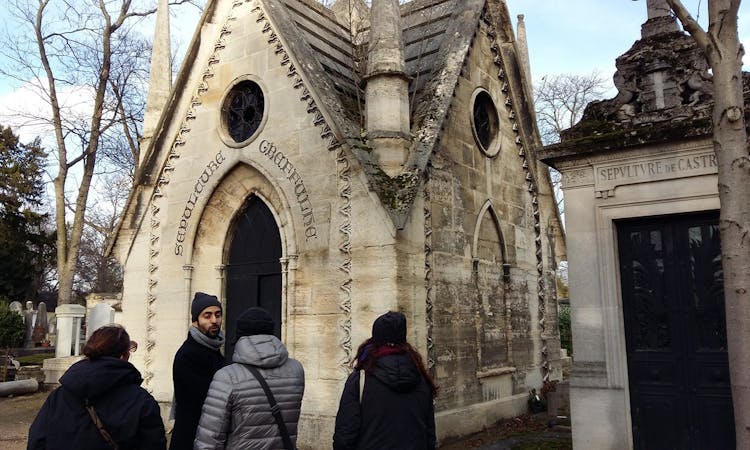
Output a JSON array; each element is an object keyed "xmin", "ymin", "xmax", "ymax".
[
  {"xmin": 191, "ymin": 292, "xmax": 222, "ymax": 322},
  {"xmin": 372, "ymin": 311, "xmax": 407, "ymax": 345},
  {"xmin": 235, "ymin": 307, "xmax": 275, "ymax": 339}
]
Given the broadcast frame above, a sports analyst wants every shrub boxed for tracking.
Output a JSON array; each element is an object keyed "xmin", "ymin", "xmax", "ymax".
[
  {"xmin": 0, "ymin": 301, "xmax": 25, "ymax": 381},
  {"xmin": 558, "ymin": 303, "xmax": 572, "ymax": 356},
  {"xmin": 0, "ymin": 301, "xmax": 24, "ymax": 349}
]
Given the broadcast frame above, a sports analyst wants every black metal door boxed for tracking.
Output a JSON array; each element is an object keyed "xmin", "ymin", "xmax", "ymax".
[
  {"xmin": 225, "ymin": 196, "xmax": 282, "ymax": 360},
  {"xmin": 617, "ymin": 212, "xmax": 734, "ymax": 450}
]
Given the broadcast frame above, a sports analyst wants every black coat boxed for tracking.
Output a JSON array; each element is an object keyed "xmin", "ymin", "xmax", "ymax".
[
  {"xmin": 169, "ymin": 332, "xmax": 224, "ymax": 450},
  {"xmin": 333, "ymin": 353, "xmax": 436, "ymax": 450},
  {"xmin": 27, "ymin": 357, "xmax": 165, "ymax": 450}
]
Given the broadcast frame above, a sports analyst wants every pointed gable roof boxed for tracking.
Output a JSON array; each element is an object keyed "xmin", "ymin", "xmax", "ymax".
[
  {"xmin": 265, "ymin": 0, "xmax": 488, "ymax": 227},
  {"xmin": 110, "ymin": 0, "xmax": 538, "ymax": 259}
]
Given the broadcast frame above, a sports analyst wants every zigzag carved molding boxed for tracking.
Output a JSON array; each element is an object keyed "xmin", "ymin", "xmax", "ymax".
[{"xmin": 250, "ymin": 2, "xmax": 341, "ymax": 151}]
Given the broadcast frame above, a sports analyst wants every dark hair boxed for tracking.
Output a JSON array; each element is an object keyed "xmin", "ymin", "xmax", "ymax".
[
  {"xmin": 83, "ymin": 325, "xmax": 130, "ymax": 359},
  {"xmin": 352, "ymin": 338, "xmax": 439, "ymax": 398}
]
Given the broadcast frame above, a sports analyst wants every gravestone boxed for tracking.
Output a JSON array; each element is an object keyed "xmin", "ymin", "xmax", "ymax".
[
  {"xmin": 47, "ymin": 313, "xmax": 57, "ymax": 349},
  {"xmin": 36, "ymin": 302, "xmax": 48, "ymax": 330},
  {"xmin": 8, "ymin": 301, "xmax": 23, "ymax": 316},
  {"xmin": 32, "ymin": 302, "xmax": 48, "ymax": 345},
  {"xmin": 23, "ymin": 301, "xmax": 36, "ymax": 348},
  {"xmin": 86, "ymin": 303, "xmax": 115, "ymax": 339}
]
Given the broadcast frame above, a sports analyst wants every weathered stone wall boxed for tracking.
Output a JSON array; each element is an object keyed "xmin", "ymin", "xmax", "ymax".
[{"xmin": 425, "ymin": 20, "xmax": 560, "ymax": 418}]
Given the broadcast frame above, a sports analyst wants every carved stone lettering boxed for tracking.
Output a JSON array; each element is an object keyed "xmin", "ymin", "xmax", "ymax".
[
  {"xmin": 174, "ymin": 151, "xmax": 226, "ymax": 255},
  {"xmin": 258, "ymin": 140, "xmax": 318, "ymax": 241},
  {"xmin": 594, "ymin": 151, "xmax": 717, "ymax": 195}
]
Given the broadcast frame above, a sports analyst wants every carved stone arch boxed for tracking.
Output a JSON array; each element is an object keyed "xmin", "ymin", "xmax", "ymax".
[
  {"xmin": 189, "ymin": 162, "xmax": 297, "ymax": 341},
  {"xmin": 471, "ymin": 199, "xmax": 512, "ymax": 374},
  {"xmin": 472, "ymin": 200, "xmax": 507, "ymax": 264}
]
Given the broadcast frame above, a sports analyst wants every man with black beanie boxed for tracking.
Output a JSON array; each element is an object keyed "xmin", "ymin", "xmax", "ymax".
[
  {"xmin": 194, "ymin": 307, "xmax": 305, "ymax": 450},
  {"xmin": 169, "ymin": 292, "xmax": 226, "ymax": 449}
]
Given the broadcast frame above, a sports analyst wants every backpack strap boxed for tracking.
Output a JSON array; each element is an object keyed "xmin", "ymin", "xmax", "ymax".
[
  {"xmin": 84, "ymin": 399, "xmax": 119, "ymax": 450},
  {"xmin": 243, "ymin": 365, "xmax": 295, "ymax": 450}
]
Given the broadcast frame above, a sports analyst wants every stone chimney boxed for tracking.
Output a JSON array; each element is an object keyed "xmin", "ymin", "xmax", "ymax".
[
  {"xmin": 365, "ymin": 0, "xmax": 411, "ymax": 177},
  {"xmin": 140, "ymin": 0, "xmax": 172, "ymax": 163}
]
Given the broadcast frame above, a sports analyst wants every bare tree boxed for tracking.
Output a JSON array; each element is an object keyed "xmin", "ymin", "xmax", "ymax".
[
  {"xmin": 533, "ymin": 72, "xmax": 607, "ymax": 215},
  {"xmin": 0, "ymin": 0, "xmax": 159, "ymax": 306},
  {"xmin": 661, "ymin": 1, "xmax": 750, "ymax": 447},
  {"xmin": 74, "ymin": 174, "xmax": 130, "ymax": 297},
  {"xmin": 533, "ymin": 71, "xmax": 608, "ymax": 145}
]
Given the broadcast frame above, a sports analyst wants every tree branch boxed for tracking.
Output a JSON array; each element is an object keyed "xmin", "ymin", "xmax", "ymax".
[{"xmin": 665, "ymin": 0, "xmax": 713, "ymax": 55}]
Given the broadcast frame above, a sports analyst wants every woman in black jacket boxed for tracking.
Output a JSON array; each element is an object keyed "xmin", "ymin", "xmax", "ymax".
[
  {"xmin": 28, "ymin": 325, "xmax": 166, "ymax": 450},
  {"xmin": 333, "ymin": 311, "xmax": 438, "ymax": 450}
]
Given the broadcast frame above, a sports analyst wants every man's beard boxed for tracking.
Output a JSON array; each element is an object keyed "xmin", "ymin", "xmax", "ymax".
[{"xmin": 199, "ymin": 323, "xmax": 220, "ymax": 338}]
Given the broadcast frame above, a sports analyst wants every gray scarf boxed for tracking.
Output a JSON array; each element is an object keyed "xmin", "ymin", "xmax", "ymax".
[
  {"xmin": 170, "ymin": 326, "xmax": 225, "ymax": 420},
  {"xmin": 189, "ymin": 325, "xmax": 225, "ymax": 351}
]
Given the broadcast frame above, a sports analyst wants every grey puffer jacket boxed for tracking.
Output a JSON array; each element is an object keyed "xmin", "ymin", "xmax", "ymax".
[{"xmin": 194, "ymin": 335, "xmax": 305, "ymax": 450}]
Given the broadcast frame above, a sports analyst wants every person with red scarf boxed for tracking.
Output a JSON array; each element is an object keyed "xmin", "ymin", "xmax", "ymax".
[{"xmin": 333, "ymin": 311, "xmax": 437, "ymax": 449}]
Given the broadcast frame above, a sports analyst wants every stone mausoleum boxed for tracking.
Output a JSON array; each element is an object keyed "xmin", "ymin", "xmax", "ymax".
[
  {"xmin": 109, "ymin": 0, "xmax": 564, "ymax": 446},
  {"xmin": 539, "ymin": 1, "xmax": 742, "ymax": 448}
]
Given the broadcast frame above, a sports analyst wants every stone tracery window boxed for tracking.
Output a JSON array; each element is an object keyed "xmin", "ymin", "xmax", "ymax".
[{"xmin": 222, "ymin": 80, "xmax": 265, "ymax": 144}]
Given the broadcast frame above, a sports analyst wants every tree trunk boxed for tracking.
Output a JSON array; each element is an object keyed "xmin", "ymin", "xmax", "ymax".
[
  {"xmin": 711, "ymin": 29, "xmax": 750, "ymax": 450},
  {"xmin": 667, "ymin": 1, "xmax": 750, "ymax": 447}
]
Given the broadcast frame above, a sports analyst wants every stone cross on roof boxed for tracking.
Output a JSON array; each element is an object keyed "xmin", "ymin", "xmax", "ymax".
[
  {"xmin": 642, "ymin": 0, "xmax": 679, "ymax": 37},
  {"xmin": 647, "ymin": 0, "xmax": 671, "ymax": 19}
]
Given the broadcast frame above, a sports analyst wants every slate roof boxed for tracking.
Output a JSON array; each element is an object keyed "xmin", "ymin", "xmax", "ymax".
[{"xmin": 275, "ymin": 0, "xmax": 466, "ymax": 143}]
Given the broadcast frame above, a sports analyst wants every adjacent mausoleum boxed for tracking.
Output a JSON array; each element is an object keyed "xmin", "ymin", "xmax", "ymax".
[{"xmin": 538, "ymin": 1, "xmax": 743, "ymax": 448}]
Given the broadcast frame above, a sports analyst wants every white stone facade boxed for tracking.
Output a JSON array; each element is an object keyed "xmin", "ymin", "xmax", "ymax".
[
  {"xmin": 552, "ymin": 139, "xmax": 719, "ymax": 449},
  {"xmin": 111, "ymin": 0, "xmax": 564, "ymax": 447}
]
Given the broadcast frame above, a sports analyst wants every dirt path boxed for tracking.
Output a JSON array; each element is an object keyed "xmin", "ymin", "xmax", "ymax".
[{"xmin": 0, "ymin": 390, "xmax": 49, "ymax": 450}]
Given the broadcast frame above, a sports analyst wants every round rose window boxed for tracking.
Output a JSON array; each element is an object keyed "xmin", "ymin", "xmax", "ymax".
[
  {"xmin": 471, "ymin": 89, "xmax": 500, "ymax": 157},
  {"xmin": 222, "ymin": 80, "xmax": 265, "ymax": 144}
]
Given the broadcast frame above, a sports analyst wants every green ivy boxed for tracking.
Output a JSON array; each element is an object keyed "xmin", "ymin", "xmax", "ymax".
[{"xmin": 558, "ymin": 303, "xmax": 572, "ymax": 356}]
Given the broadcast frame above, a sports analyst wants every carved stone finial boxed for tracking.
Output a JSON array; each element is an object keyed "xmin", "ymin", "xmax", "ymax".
[
  {"xmin": 365, "ymin": 0, "xmax": 411, "ymax": 177},
  {"xmin": 141, "ymin": 0, "xmax": 172, "ymax": 161},
  {"xmin": 516, "ymin": 14, "xmax": 533, "ymax": 94}
]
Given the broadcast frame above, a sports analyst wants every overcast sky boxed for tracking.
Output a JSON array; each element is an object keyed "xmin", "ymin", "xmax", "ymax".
[
  {"xmin": 507, "ymin": 0, "xmax": 750, "ymax": 95},
  {"xmin": 1, "ymin": 0, "xmax": 749, "ymax": 138}
]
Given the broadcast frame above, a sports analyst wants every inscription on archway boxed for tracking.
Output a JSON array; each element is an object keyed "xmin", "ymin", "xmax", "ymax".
[
  {"xmin": 175, "ymin": 151, "xmax": 226, "ymax": 255},
  {"xmin": 258, "ymin": 139, "xmax": 318, "ymax": 241}
]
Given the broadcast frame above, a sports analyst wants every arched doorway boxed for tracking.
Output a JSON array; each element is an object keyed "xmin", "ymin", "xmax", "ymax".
[{"xmin": 225, "ymin": 195, "xmax": 282, "ymax": 360}]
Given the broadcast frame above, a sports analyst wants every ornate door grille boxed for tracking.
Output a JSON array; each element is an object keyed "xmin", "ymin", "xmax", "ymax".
[{"xmin": 617, "ymin": 212, "xmax": 734, "ymax": 450}]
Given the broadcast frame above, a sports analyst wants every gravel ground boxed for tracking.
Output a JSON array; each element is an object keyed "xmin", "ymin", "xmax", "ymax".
[
  {"xmin": 0, "ymin": 389, "xmax": 49, "ymax": 450},
  {"xmin": 0, "ymin": 389, "xmax": 570, "ymax": 450},
  {"xmin": 438, "ymin": 414, "xmax": 571, "ymax": 450}
]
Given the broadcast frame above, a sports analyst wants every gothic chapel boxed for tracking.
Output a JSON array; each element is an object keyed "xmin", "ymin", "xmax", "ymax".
[{"xmin": 109, "ymin": 0, "xmax": 565, "ymax": 445}]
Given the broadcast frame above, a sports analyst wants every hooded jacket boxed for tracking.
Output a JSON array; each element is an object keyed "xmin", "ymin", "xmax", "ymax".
[
  {"xmin": 170, "ymin": 331, "xmax": 225, "ymax": 450},
  {"xmin": 194, "ymin": 335, "xmax": 305, "ymax": 450},
  {"xmin": 333, "ymin": 353, "xmax": 436, "ymax": 450},
  {"xmin": 27, "ymin": 357, "xmax": 165, "ymax": 450}
]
